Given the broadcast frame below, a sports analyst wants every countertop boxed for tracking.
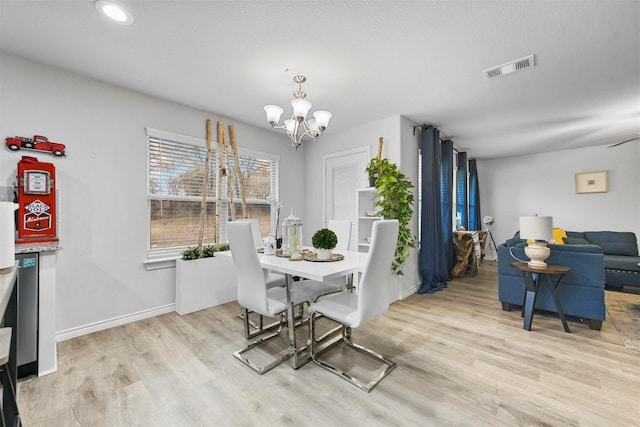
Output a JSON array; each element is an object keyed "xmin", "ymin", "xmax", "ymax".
[{"xmin": 15, "ymin": 241, "xmax": 62, "ymax": 254}]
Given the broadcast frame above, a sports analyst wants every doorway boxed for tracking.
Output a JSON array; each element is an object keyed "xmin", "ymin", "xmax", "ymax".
[{"xmin": 323, "ymin": 147, "xmax": 370, "ymax": 250}]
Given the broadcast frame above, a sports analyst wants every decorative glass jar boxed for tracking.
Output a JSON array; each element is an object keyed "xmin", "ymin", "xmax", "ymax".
[
  {"xmin": 263, "ymin": 233, "xmax": 276, "ymax": 255},
  {"xmin": 282, "ymin": 209, "xmax": 303, "ymax": 257}
]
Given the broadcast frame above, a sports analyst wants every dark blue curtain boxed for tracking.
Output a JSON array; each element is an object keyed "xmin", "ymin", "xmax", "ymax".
[
  {"xmin": 418, "ymin": 126, "xmax": 449, "ymax": 294},
  {"xmin": 468, "ymin": 159, "xmax": 482, "ymax": 231},
  {"xmin": 456, "ymin": 151, "xmax": 468, "ymax": 230},
  {"xmin": 441, "ymin": 140, "xmax": 454, "ymax": 274}
]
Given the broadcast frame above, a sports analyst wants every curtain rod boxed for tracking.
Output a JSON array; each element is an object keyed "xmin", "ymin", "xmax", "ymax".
[
  {"xmin": 413, "ymin": 123, "xmax": 461, "ymax": 153},
  {"xmin": 412, "ymin": 124, "xmax": 431, "ymax": 135}
]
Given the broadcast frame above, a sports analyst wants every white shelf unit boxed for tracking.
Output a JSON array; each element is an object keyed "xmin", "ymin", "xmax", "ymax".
[{"xmin": 356, "ymin": 187, "xmax": 382, "ymax": 253}]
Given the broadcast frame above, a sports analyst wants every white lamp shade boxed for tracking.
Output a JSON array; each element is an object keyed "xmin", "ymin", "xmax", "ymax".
[
  {"xmin": 264, "ymin": 105, "xmax": 284, "ymax": 125},
  {"xmin": 313, "ymin": 110, "xmax": 332, "ymax": 129},
  {"xmin": 307, "ymin": 119, "xmax": 319, "ymax": 132},
  {"xmin": 284, "ymin": 119, "xmax": 296, "ymax": 135},
  {"xmin": 519, "ymin": 216, "xmax": 553, "ymax": 241},
  {"xmin": 291, "ymin": 98, "xmax": 312, "ymax": 119}
]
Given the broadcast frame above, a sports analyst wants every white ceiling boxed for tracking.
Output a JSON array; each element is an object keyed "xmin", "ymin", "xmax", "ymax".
[{"xmin": 1, "ymin": 0, "xmax": 638, "ymax": 159}]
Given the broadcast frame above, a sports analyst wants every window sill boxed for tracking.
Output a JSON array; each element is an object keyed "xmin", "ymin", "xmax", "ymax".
[{"xmin": 143, "ymin": 250, "xmax": 181, "ymax": 271}]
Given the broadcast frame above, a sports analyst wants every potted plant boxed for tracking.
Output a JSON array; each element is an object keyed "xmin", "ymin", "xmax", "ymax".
[
  {"xmin": 366, "ymin": 157, "xmax": 381, "ymax": 188},
  {"xmin": 312, "ymin": 228, "xmax": 338, "ymax": 260},
  {"xmin": 176, "ymin": 242, "xmax": 234, "ymax": 315},
  {"xmin": 181, "ymin": 245, "xmax": 214, "ymax": 260},
  {"xmin": 366, "ymin": 137, "xmax": 385, "ymax": 187},
  {"xmin": 176, "ymin": 119, "xmax": 239, "ymax": 315},
  {"xmin": 369, "ymin": 157, "xmax": 416, "ymax": 275}
]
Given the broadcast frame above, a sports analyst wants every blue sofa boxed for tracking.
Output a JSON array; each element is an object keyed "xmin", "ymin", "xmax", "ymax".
[
  {"xmin": 564, "ymin": 231, "xmax": 640, "ymax": 289},
  {"xmin": 498, "ymin": 239, "xmax": 606, "ymax": 330}
]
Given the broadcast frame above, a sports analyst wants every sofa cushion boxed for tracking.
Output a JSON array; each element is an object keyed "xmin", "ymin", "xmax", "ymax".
[
  {"xmin": 584, "ymin": 231, "xmax": 638, "ymax": 256},
  {"xmin": 565, "ymin": 231, "xmax": 586, "ymax": 239},
  {"xmin": 551, "ymin": 244, "xmax": 602, "ymax": 254},
  {"xmin": 564, "ymin": 237, "xmax": 591, "ymax": 245},
  {"xmin": 563, "ymin": 231, "xmax": 590, "ymax": 245},
  {"xmin": 604, "ymin": 254, "xmax": 640, "ymax": 271},
  {"xmin": 505, "ymin": 231, "xmax": 523, "ymax": 247}
]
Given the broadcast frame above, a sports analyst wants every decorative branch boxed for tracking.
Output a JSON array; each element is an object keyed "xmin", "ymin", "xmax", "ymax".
[
  {"xmin": 221, "ymin": 127, "xmax": 236, "ymax": 221},
  {"xmin": 197, "ymin": 119, "xmax": 212, "ymax": 255},
  {"xmin": 228, "ymin": 124, "xmax": 248, "ymax": 219}
]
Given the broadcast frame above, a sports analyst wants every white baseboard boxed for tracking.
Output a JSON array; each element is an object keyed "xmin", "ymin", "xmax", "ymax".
[
  {"xmin": 56, "ymin": 303, "xmax": 176, "ymax": 342},
  {"xmin": 37, "ymin": 367, "xmax": 57, "ymax": 377},
  {"xmin": 399, "ymin": 285, "xmax": 418, "ymax": 300}
]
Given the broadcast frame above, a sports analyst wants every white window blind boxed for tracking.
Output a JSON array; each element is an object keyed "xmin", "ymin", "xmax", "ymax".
[{"xmin": 147, "ymin": 130, "xmax": 278, "ymax": 254}]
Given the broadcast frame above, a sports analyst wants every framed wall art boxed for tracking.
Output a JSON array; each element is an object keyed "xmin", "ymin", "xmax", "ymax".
[{"xmin": 575, "ymin": 170, "xmax": 608, "ymax": 194}]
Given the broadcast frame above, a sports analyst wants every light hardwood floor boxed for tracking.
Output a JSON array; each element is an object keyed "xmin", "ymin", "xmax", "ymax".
[{"xmin": 17, "ymin": 264, "xmax": 640, "ymax": 426}]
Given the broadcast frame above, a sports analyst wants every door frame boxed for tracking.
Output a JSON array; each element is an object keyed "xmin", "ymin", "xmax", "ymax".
[{"xmin": 322, "ymin": 146, "xmax": 371, "ymax": 227}]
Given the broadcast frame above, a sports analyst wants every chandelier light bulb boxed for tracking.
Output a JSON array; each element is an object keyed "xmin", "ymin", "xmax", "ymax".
[
  {"xmin": 284, "ymin": 119, "xmax": 296, "ymax": 135},
  {"xmin": 291, "ymin": 98, "xmax": 312, "ymax": 120},
  {"xmin": 264, "ymin": 105, "xmax": 284, "ymax": 126},
  {"xmin": 313, "ymin": 110, "xmax": 332, "ymax": 130},
  {"xmin": 307, "ymin": 120, "xmax": 322, "ymax": 138}
]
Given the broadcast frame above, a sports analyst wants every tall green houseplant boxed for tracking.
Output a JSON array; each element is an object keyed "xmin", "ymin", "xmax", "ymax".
[{"xmin": 367, "ymin": 157, "xmax": 416, "ymax": 275}]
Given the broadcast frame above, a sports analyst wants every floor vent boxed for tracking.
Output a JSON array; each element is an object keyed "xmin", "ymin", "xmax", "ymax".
[{"xmin": 483, "ymin": 54, "xmax": 535, "ymax": 80}]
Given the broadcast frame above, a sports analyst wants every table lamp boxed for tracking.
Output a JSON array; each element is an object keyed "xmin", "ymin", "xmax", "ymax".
[{"xmin": 519, "ymin": 215, "xmax": 553, "ymax": 269}]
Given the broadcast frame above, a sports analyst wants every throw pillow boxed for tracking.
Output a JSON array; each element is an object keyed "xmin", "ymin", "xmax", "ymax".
[{"xmin": 552, "ymin": 228, "xmax": 567, "ymax": 245}]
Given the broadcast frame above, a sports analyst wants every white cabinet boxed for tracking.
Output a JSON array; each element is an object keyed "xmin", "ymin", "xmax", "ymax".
[{"xmin": 356, "ymin": 187, "xmax": 382, "ymax": 253}]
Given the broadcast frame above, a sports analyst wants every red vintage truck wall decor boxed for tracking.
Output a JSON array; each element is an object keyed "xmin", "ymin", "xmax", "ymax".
[{"xmin": 5, "ymin": 135, "xmax": 66, "ymax": 156}]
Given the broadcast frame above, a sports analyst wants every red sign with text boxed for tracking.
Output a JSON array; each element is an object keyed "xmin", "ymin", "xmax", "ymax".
[{"xmin": 16, "ymin": 156, "xmax": 58, "ymax": 243}]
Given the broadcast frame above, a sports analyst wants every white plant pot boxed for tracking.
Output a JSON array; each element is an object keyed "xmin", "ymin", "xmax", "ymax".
[
  {"xmin": 316, "ymin": 248, "xmax": 332, "ymax": 260},
  {"xmin": 175, "ymin": 253, "xmax": 237, "ymax": 315}
]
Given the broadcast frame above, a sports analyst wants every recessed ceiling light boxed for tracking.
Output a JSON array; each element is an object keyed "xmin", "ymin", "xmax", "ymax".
[{"xmin": 95, "ymin": 1, "xmax": 134, "ymax": 25}]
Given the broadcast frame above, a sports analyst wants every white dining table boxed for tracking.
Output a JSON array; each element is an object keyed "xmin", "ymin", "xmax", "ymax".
[{"xmin": 223, "ymin": 248, "xmax": 368, "ymax": 368}]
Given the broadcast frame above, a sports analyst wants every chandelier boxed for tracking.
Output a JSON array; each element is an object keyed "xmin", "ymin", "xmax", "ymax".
[{"xmin": 263, "ymin": 75, "xmax": 332, "ymax": 150}]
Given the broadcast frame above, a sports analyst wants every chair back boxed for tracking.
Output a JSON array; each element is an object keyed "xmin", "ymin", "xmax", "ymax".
[
  {"xmin": 237, "ymin": 218, "xmax": 263, "ymax": 249},
  {"xmin": 328, "ymin": 219, "xmax": 352, "ymax": 251},
  {"xmin": 227, "ymin": 222, "xmax": 270, "ymax": 315},
  {"xmin": 356, "ymin": 219, "xmax": 399, "ymax": 326}
]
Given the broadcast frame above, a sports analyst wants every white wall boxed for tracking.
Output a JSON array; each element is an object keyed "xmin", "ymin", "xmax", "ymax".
[
  {"xmin": 0, "ymin": 52, "xmax": 304, "ymax": 334},
  {"xmin": 477, "ymin": 142, "xmax": 640, "ymax": 249}
]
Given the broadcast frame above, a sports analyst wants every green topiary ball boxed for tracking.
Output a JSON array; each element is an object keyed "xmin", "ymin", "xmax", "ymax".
[{"xmin": 312, "ymin": 228, "xmax": 338, "ymax": 250}]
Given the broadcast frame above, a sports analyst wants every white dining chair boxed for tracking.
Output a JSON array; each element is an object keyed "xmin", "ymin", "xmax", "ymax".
[
  {"xmin": 234, "ymin": 219, "xmax": 287, "ymax": 332},
  {"xmin": 239, "ymin": 218, "xmax": 286, "ymax": 286},
  {"xmin": 308, "ymin": 219, "xmax": 399, "ymax": 392},
  {"xmin": 327, "ymin": 219, "xmax": 353, "ymax": 290},
  {"xmin": 328, "ymin": 219, "xmax": 352, "ymax": 251},
  {"xmin": 227, "ymin": 221, "xmax": 312, "ymax": 374}
]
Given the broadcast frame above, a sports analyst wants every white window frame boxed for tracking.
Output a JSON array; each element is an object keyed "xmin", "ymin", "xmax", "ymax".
[{"xmin": 143, "ymin": 127, "xmax": 279, "ymax": 270}]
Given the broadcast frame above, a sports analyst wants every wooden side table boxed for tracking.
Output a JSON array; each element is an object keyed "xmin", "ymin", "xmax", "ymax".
[
  {"xmin": 510, "ymin": 262, "xmax": 571, "ymax": 333},
  {"xmin": 452, "ymin": 231, "xmax": 486, "ymax": 277}
]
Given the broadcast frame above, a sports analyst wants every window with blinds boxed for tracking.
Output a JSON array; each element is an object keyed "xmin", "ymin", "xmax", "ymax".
[{"xmin": 147, "ymin": 133, "xmax": 278, "ymax": 253}]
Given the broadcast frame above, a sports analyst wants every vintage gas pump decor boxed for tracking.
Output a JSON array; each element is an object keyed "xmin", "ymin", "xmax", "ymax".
[{"xmin": 16, "ymin": 156, "xmax": 58, "ymax": 243}]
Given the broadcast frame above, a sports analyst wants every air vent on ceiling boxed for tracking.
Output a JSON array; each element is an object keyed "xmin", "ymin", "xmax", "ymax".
[{"xmin": 483, "ymin": 54, "xmax": 535, "ymax": 80}]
